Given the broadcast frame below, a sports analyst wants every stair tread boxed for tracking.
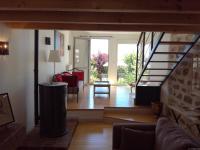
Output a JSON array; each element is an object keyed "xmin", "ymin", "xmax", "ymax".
[
  {"xmin": 150, "ymin": 60, "xmax": 178, "ymax": 63},
  {"xmin": 146, "ymin": 68, "xmax": 172, "ymax": 70},
  {"xmin": 142, "ymin": 74, "xmax": 167, "ymax": 76},
  {"xmin": 140, "ymin": 80, "xmax": 163, "ymax": 82},
  {"xmin": 136, "ymin": 32, "xmax": 200, "ymax": 87},
  {"xmin": 160, "ymin": 41, "xmax": 194, "ymax": 45},
  {"xmin": 154, "ymin": 52, "xmax": 186, "ymax": 54}
]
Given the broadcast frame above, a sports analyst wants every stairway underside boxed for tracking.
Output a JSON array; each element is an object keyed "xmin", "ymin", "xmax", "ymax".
[{"xmin": 135, "ymin": 32, "xmax": 200, "ymax": 105}]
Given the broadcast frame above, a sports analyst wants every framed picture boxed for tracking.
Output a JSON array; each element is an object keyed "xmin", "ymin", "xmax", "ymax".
[
  {"xmin": 0, "ymin": 93, "xmax": 15, "ymax": 127},
  {"xmin": 55, "ymin": 31, "xmax": 65, "ymax": 56}
]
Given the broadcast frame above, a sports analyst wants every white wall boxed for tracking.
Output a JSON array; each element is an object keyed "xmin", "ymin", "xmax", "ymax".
[
  {"xmin": 0, "ymin": 24, "xmax": 35, "ymax": 132},
  {"xmin": 0, "ymin": 26, "xmax": 71, "ymax": 132},
  {"xmin": 38, "ymin": 30, "xmax": 71, "ymax": 83}
]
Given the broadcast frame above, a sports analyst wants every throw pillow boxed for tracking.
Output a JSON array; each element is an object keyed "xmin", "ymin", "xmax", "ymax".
[
  {"xmin": 54, "ymin": 74, "xmax": 63, "ymax": 82},
  {"xmin": 119, "ymin": 127, "xmax": 155, "ymax": 150}
]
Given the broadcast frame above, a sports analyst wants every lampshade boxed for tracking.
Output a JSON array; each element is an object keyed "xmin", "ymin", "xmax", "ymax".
[{"xmin": 48, "ymin": 50, "xmax": 61, "ymax": 62}]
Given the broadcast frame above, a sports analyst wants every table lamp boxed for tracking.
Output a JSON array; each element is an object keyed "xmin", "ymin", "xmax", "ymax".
[{"xmin": 48, "ymin": 50, "xmax": 61, "ymax": 75}]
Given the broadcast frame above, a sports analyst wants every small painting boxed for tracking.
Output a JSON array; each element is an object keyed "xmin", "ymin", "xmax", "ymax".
[
  {"xmin": 55, "ymin": 31, "xmax": 65, "ymax": 56},
  {"xmin": 0, "ymin": 93, "xmax": 15, "ymax": 126}
]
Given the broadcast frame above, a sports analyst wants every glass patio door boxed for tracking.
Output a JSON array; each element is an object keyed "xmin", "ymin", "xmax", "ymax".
[
  {"xmin": 73, "ymin": 38, "xmax": 90, "ymax": 84},
  {"xmin": 90, "ymin": 39, "xmax": 109, "ymax": 83}
]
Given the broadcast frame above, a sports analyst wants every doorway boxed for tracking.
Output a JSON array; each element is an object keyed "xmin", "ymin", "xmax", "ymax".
[
  {"xmin": 73, "ymin": 37, "xmax": 90, "ymax": 84},
  {"xmin": 117, "ymin": 44, "xmax": 137, "ymax": 84},
  {"xmin": 90, "ymin": 39, "xmax": 109, "ymax": 83}
]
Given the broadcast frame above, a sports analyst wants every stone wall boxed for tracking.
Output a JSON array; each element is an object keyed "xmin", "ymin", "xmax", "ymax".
[{"xmin": 161, "ymin": 36, "xmax": 200, "ymax": 137}]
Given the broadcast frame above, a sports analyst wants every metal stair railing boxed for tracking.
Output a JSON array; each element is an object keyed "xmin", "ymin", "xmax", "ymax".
[
  {"xmin": 135, "ymin": 32, "xmax": 200, "ymax": 87},
  {"xmin": 136, "ymin": 32, "xmax": 165, "ymax": 86}
]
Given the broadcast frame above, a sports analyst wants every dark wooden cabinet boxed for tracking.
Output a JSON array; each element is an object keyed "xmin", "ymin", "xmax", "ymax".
[{"xmin": 39, "ymin": 82, "xmax": 67, "ymax": 137}]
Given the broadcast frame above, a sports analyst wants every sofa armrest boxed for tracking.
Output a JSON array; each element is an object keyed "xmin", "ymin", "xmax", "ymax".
[{"xmin": 112, "ymin": 123, "xmax": 156, "ymax": 150}]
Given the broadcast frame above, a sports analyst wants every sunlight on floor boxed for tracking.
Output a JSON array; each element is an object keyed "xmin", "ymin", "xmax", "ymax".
[{"xmin": 67, "ymin": 85, "xmax": 135, "ymax": 109}]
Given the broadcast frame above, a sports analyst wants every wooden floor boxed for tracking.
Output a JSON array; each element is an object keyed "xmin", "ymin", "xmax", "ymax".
[
  {"xmin": 69, "ymin": 122, "xmax": 113, "ymax": 150},
  {"xmin": 67, "ymin": 85, "xmax": 135, "ymax": 110}
]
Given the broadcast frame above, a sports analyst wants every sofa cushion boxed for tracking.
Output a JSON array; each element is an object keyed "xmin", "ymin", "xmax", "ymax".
[
  {"xmin": 120, "ymin": 127, "xmax": 155, "ymax": 150},
  {"xmin": 155, "ymin": 117, "xmax": 200, "ymax": 150},
  {"xmin": 112, "ymin": 123, "xmax": 156, "ymax": 150}
]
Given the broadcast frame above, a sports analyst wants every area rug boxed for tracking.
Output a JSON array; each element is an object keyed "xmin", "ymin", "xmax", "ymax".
[{"xmin": 17, "ymin": 119, "xmax": 78, "ymax": 150}]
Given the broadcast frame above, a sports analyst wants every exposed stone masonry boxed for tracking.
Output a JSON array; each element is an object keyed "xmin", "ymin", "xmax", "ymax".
[{"xmin": 161, "ymin": 35, "xmax": 200, "ymax": 137}]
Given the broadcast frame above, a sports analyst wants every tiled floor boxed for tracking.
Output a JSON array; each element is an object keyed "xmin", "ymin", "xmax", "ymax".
[{"xmin": 67, "ymin": 85, "xmax": 135, "ymax": 110}]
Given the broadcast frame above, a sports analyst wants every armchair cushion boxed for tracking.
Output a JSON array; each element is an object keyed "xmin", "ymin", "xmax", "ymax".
[
  {"xmin": 62, "ymin": 74, "xmax": 78, "ymax": 87},
  {"xmin": 72, "ymin": 71, "xmax": 84, "ymax": 81},
  {"xmin": 63, "ymin": 71, "xmax": 72, "ymax": 76},
  {"xmin": 120, "ymin": 128, "xmax": 155, "ymax": 150}
]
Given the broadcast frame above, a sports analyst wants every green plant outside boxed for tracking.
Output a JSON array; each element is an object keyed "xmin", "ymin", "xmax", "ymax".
[
  {"xmin": 90, "ymin": 52, "xmax": 136, "ymax": 84},
  {"xmin": 117, "ymin": 52, "xmax": 137, "ymax": 84}
]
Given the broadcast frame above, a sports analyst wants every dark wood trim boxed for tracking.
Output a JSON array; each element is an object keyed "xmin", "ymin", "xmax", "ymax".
[
  {"xmin": 2, "ymin": 11, "xmax": 200, "ymax": 25},
  {"xmin": 0, "ymin": 0, "xmax": 200, "ymax": 13},
  {"xmin": 34, "ymin": 30, "xmax": 39, "ymax": 125},
  {"xmin": 5, "ymin": 22, "xmax": 200, "ymax": 32}
]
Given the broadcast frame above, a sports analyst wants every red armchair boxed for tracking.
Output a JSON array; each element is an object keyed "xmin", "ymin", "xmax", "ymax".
[
  {"xmin": 71, "ymin": 68, "xmax": 84, "ymax": 90},
  {"xmin": 54, "ymin": 72, "xmax": 79, "ymax": 102}
]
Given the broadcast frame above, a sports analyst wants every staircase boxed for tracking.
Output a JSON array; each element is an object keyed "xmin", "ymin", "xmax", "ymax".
[{"xmin": 135, "ymin": 32, "xmax": 200, "ymax": 105}]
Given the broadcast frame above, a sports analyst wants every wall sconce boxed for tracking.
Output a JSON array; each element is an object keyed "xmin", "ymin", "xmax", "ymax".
[
  {"xmin": 67, "ymin": 45, "xmax": 71, "ymax": 50},
  {"xmin": 45, "ymin": 37, "xmax": 51, "ymax": 45},
  {"xmin": 0, "ymin": 41, "xmax": 9, "ymax": 55}
]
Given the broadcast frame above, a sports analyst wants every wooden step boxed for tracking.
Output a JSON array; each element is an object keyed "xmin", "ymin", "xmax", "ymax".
[
  {"xmin": 104, "ymin": 112, "xmax": 157, "ymax": 124},
  {"xmin": 104, "ymin": 106, "xmax": 157, "ymax": 123}
]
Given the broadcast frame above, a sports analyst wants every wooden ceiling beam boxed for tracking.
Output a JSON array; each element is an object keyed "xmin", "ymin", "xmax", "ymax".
[
  {"xmin": 5, "ymin": 22, "xmax": 200, "ymax": 33},
  {"xmin": 1, "ymin": 11, "xmax": 200, "ymax": 25},
  {"xmin": 1, "ymin": 0, "xmax": 200, "ymax": 13}
]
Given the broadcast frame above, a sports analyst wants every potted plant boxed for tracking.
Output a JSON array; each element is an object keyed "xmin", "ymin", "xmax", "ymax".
[
  {"xmin": 151, "ymin": 101, "xmax": 162, "ymax": 117},
  {"xmin": 91, "ymin": 52, "xmax": 108, "ymax": 81}
]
